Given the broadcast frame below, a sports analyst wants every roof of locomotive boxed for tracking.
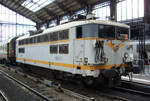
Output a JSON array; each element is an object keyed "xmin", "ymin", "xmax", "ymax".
[
  {"xmin": 17, "ymin": 20, "xmax": 130, "ymax": 40},
  {"xmin": 43, "ymin": 20, "xmax": 130, "ymax": 34}
]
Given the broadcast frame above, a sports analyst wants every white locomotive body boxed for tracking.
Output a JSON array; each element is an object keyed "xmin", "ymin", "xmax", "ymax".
[{"xmin": 15, "ymin": 20, "xmax": 133, "ymax": 86}]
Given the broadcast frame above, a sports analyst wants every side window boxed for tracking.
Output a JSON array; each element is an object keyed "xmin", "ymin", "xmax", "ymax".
[
  {"xmin": 29, "ymin": 38, "xmax": 32, "ymax": 44},
  {"xmin": 19, "ymin": 41, "xmax": 21, "ymax": 45},
  {"xmin": 59, "ymin": 30, "xmax": 69, "ymax": 40},
  {"xmin": 48, "ymin": 33, "xmax": 51, "ymax": 41},
  {"xmin": 37, "ymin": 36, "xmax": 41, "ymax": 43},
  {"xmin": 50, "ymin": 45, "xmax": 58, "ymax": 54},
  {"xmin": 43, "ymin": 34, "xmax": 49, "ymax": 42},
  {"xmin": 31, "ymin": 38, "xmax": 34, "ymax": 44},
  {"xmin": 33, "ymin": 37, "xmax": 37, "ymax": 43},
  {"xmin": 20, "ymin": 40, "xmax": 23, "ymax": 45},
  {"xmin": 21, "ymin": 40, "xmax": 23, "ymax": 45},
  {"xmin": 76, "ymin": 26, "xmax": 82, "ymax": 38},
  {"xmin": 40, "ymin": 35, "xmax": 44, "ymax": 42},
  {"xmin": 27, "ymin": 39, "xmax": 30, "ymax": 44},
  {"xmin": 19, "ymin": 48, "xmax": 25, "ymax": 53},
  {"xmin": 23, "ymin": 39, "xmax": 25, "ymax": 45},
  {"xmin": 50, "ymin": 32, "xmax": 58, "ymax": 41},
  {"xmin": 25, "ymin": 39, "xmax": 28, "ymax": 45},
  {"xmin": 59, "ymin": 44, "xmax": 69, "ymax": 54}
]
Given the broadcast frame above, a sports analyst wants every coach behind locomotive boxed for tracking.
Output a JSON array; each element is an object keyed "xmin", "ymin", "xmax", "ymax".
[{"xmin": 0, "ymin": 37, "xmax": 18, "ymax": 64}]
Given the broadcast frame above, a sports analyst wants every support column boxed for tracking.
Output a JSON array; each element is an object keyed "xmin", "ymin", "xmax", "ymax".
[
  {"xmin": 69, "ymin": 12, "xmax": 74, "ymax": 21},
  {"xmin": 36, "ymin": 23, "xmax": 41, "ymax": 30},
  {"xmin": 46, "ymin": 21, "xmax": 50, "ymax": 28},
  {"xmin": 86, "ymin": 5, "xmax": 92, "ymax": 14},
  {"xmin": 56, "ymin": 16, "xmax": 60, "ymax": 25},
  {"xmin": 144, "ymin": 0, "xmax": 150, "ymax": 24},
  {"xmin": 110, "ymin": 0, "xmax": 117, "ymax": 21}
]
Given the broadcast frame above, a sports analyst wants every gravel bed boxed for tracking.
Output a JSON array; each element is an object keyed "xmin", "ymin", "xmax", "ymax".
[
  {"xmin": 0, "ymin": 66, "xmax": 86, "ymax": 101},
  {"xmin": 0, "ymin": 65, "xmax": 136, "ymax": 101},
  {"xmin": 0, "ymin": 73, "xmax": 44, "ymax": 101}
]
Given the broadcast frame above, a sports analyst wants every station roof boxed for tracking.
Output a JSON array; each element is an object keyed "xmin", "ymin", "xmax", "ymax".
[{"xmin": 0, "ymin": 0, "xmax": 108, "ymax": 24}]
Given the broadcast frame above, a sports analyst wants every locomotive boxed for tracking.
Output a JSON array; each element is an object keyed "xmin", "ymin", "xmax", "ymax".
[{"xmin": 0, "ymin": 20, "xmax": 135, "ymax": 87}]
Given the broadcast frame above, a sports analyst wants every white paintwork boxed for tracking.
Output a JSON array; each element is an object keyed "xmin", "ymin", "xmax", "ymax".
[
  {"xmin": 17, "ymin": 20, "xmax": 130, "ymax": 41},
  {"xmin": 16, "ymin": 20, "xmax": 131, "ymax": 78}
]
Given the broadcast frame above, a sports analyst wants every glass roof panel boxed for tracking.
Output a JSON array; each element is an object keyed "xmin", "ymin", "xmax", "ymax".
[
  {"xmin": 22, "ymin": 0, "xmax": 31, "ymax": 6},
  {"xmin": 22, "ymin": 0, "xmax": 55, "ymax": 12},
  {"xmin": 25, "ymin": 3, "xmax": 34, "ymax": 8}
]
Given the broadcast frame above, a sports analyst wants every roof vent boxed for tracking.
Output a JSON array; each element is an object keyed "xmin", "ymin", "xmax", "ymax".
[
  {"xmin": 29, "ymin": 29, "xmax": 43, "ymax": 36},
  {"xmin": 86, "ymin": 13, "xmax": 95, "ymax": 20}
]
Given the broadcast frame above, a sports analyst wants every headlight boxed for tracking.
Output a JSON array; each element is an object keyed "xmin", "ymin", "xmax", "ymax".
[
  {"xmin": 124, "ymin": 52, "xmax": 129, "ymax": 58},
  {"xmin": 104, "ymin": 57, "xmax": 108, "ymax": 63},
  {"xmin": 84, "ymin": 57, "xmax": 88, "ymax": 64}
]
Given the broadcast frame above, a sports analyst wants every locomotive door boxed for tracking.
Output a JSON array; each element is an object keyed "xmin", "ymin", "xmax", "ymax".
[{"xmin": 73, "ymin": 26, "xmax": 85, "ymax": 66}]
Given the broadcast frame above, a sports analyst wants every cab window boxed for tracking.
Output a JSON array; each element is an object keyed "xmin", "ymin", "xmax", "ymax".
[
  {"xmin": 99, "ymin": 25, "xmax": 115, "ymax": 39},
  {"xmin": 76, "ymin": 26, "xmax": 82, "ymax": 38},
  {"xmin": 116, "ymin": 27, "xmax": 129, "ymax": 40}
]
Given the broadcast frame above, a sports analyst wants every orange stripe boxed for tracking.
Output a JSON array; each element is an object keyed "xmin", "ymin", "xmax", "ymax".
[
  {"xmin": 19, "ymin": 37, "xmax": 130, "ymax": 46},
  {"xmin": 19, "ymin": 40, "xmax": 69, "ymax": 46},
  {"xmin": 17, "ymin": 58, "xmax": 129, "ymax": 70},
  {"xmin": 76, "ymin": 37, "xmax": 97, "ymax": 40},
  {"xmin": 75, "ymin": 37, "xmax": 130, "ymax": 41},
  {"xmin": 105, "ymin": 40, "xmax": 124, "ymax": 52}
]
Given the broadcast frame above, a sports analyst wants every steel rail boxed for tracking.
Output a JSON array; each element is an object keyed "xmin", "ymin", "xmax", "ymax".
[
  {"xmin": 121, "ymin": 80, "xmax": 150, "ymax": 88},
  {"xmin": 53, "ymin": 85, "xmax": 93, "ymax": 101},
  {"xmin": 114, "ymin": 86, "xmax": 150, "ymax": 97},
  {"xmin": 120, "ymin": 80, "xmax": 150, "ymax": 96},
  {"xmin": 0, "ymin": 91, "xmax": 8, "ymax": 101},
  {"xmin": 0, "ymin": 64, "xmax": 94, "ymax": 101},
  {"xmin": 98, "ymin": 92, "xmax": 131, "ymax": 101},
  {"xmin": 0, "ymin": 70, "xmax": 53, "ymax": 101}
]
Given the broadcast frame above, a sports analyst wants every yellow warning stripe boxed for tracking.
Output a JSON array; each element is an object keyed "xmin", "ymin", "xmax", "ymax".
[
  {"xmin": 19, "ymin": 40, "xmax": 69, "ymax": 46},
  {"xmin": 75, "ymin": 37, "xmax": 130, "ymax": 42},
  {"xmin": 19, "ymin": 37, "xmax": 130, "ymax": 47},
  {"xmin": 16, "ymin": 58, "xmax": 129, "ymax": 70}
]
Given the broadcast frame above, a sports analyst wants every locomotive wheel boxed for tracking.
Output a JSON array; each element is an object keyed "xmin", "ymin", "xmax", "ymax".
[
  {"xmin": 102, "ymin": 69, "xmax": 121, "ymax": 87},
  {"xmin": 83, "ymin": 77, "xmax": 94, "ymax": 87}
]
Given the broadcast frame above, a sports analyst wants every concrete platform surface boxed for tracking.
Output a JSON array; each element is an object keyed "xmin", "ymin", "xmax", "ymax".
[
  {"xmin": 122, "ymin": 74, "xmax": 150, "ymax": 85},
  {"xmin": 0, "ymin": 73, "xmax": 44, "ymax": 101}
]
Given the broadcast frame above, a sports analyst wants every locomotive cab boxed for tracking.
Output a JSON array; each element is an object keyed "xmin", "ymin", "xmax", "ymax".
[{"xmin": 73, "ymin": 22, "xmax": 132, "ymax": 86}]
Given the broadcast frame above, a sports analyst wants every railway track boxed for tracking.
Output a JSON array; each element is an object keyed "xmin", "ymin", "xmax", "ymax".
[
  {"xmin": 114, "ymin": 86, "xmax": 150, "ymax": 97},
  {"xmin": 0, "ymin": 91, "xmax": 8, "ymax": 101},
  {"xmin": 115, "ymin": 80, "xmax": 150, "ymax": 97},
  {"xmin": 0, "ymin": 70, "xmax": 53, "ymax": 101},
  {"xmin": 0, "ymin": 64, "xmax": 93, "ymax": 101},
  {"xmin": 104, "ymin": 80, "xmax": 150, "ymax": 101},
  {"xmin": 0, "ymin": 64, "xmax": 126, "ymax": 101},
  {"xmin": 0, "ymin": 64, "xmax": 150, "ymax": 101}
]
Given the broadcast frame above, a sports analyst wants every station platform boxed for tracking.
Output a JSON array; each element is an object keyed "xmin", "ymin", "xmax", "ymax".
[
  {"xmin": 122, "ymin": 66, "xmax": 150, "ymax": 85},
  {"xmin": 0, "ymin": 73, "xmax": 43, "ymax": 101},
  {"xmin": 122, "ymin": 73, "xmax": 150, "ymax": 85}
]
